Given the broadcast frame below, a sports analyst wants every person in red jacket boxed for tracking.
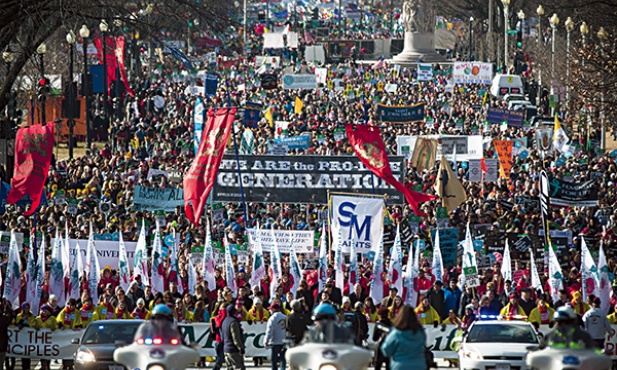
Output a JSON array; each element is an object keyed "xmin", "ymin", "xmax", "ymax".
[
  {"xmin": 98, "ymin": 268, "xmax": 118, "ymax": 293},
  {"xmin": 210, "ymin": 302, "xmax": 228, "ymax": 370}
]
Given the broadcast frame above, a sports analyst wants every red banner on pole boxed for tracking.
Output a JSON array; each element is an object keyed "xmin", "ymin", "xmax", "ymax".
[
  {"xmin": 114, "ymin": 36, "xmax": 136, "ymax": 97},
  {"xmin": 93, "ymin": 36, "xmax": 117, "ymax": 90},
  {"xmin": 184, "ymin": 107, "xmax": 237, "ymax": 225},
  {"xmin": 7, "ymin": 123, "xmax": 55, "ymax": 216},
  {"xmin": 345, "ymin": 124, "xmax": 435, "ymax": 216}
]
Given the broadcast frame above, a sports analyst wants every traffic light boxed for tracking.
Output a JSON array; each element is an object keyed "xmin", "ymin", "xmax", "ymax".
[{"xmin": 37, "ymin": 77, "xmax": 51, "ymax": 102}]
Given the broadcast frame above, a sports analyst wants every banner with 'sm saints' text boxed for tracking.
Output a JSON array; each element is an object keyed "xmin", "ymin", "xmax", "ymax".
[
  {"xmin": 330, "ymin": 195, "xmax": 384, "ymax": 254},
  {"xmin": 11, "ymin": 323, "xmax": 617, "ymax": 360},
  {"xmin": 212, "ymin": 155, "xmax": 405, "ymax": 204}
]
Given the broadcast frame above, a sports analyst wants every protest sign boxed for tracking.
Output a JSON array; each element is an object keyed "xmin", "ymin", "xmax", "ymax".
[{"xmin": 376, "ymin": 103, "xmax": 425, "ymax": 123}]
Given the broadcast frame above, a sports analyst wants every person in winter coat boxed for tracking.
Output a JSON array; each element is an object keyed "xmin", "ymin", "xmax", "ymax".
[
  {"xmin": 351, "ymin": 302, "xmax": 369, "ymax": 346},
  {"xmin": 381, "ymin": 305, "xmax": 427, "ymax": 370},
  {"xmin": 415, "ymin": 295, "xmax": 441, "ymax": 326},
  {"xmin": 220, "ymin": 305, "xmax": 245, "ymax": 370},
  {"xmin": 528, "ymin": 296, "xmax": 555, "ymax": 329},
  {"xmin": 427, "ymin": 281, "xmax": 447, "ymax": 320},
  {"xmin": 264, "ymin": 303, "xmax": 287, "ymax": 370},
  {"xmin": 372, "ymin": 306, "xmax": 392, "ymax": 370},
  {"xmin": 36, "ymin": 305, "xmax": 58, "ymax": 370}
]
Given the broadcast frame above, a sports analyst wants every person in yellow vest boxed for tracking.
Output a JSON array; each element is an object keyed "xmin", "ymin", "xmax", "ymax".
[
  {"xmin": 415, "ymin": 295, "xmax": 441, "ymax": 325},
  {"xmin": 115, "ymin": 301, "xmax": 133, "ymax": 319},
  {"xmin": 79, "ymin": 296, "xmax": 99, "ymax": 326},
  {"xmin": 500, "ymin": 293, "xmax": 526, "ymax": 320},
  {"xmin": 248, "ymin": 298, "xmax": 270, "ymax": 323},
  {"xmin": 14, "ymin": 302, "xmax": 37, "ymax": 328},
  {"xmin": 528, "ymin": 296, "xmax": 555, "ymax": 329},
  {"xmin": 442, "ymin": 309, "xmax": 462, "ymax": 327},
  {"xmin": 57, "ymin": 298, "xmax": 83, "ymax": 370},
  {"xmin": 96, "ymin": 294, "xmax": 117, "ymax": 320},
  {"xmin": 571, "ymin": 291, "xmax": 590, "ymax": 316},
  {"xmin": 36, "ymin": 305, "xmax": 58, "ymax": 370},
  {"xmin": 174, "ymin": 298, "xmax": 192, "ymax": 323}
]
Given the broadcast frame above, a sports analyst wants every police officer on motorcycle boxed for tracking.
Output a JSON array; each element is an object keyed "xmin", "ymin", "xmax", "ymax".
[
  {"xmin": 302, "ymin": 303, "xmax": 353, "ymax": 344},
  {"xmin": 542, "ymin": 305, "xmax": 595, "ymax": 350},
  {"xmin": 134, "ymin": 304, "xmax": 184, "ymax": 343}
]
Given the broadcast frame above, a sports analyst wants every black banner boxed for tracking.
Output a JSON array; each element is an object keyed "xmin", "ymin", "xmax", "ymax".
[
  {"xmin": 213, "ymin": 155, "xmax": 405, "ymax": 204},
  {"xmin": 260, "ymin": 74, "xmax": 278, "ymax": 90},
  {"xmin": 376, "ymin": 103, "xmax": 425, "ymax": 123},
  {"xmin": 548, "ymin": 176, "xmax": 599, "ymax": 207}
]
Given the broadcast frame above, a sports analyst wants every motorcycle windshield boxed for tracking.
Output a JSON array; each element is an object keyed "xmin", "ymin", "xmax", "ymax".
[
  {"xmin": 134, "ymin": 320, "xmax": 182, "ymax": 343},
  {"xmin": 304, "ymin": 321, "xmax": 354, "ymax": 344}
]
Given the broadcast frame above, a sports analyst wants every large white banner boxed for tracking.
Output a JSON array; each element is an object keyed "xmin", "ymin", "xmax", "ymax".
[
  {"xmin": 52, "ymin": 239, "xmax": 138, "ymax": 270},
  {"xmin": 246, "ymin": 229, "xmax": 315, "ymax": 253},
  {"xmin": 263, "ymin": 33, "xmax": 285, "ymax": 49},
  {"xmin": 452, "ymin": 62, "xmax": 493, "ymax": 84},
  {"xmin": 11, "ymin": 323, "xmax": 617, "ymax": 360},
  {"xmin": 397, "ymin": 135, "xmax": 484, "ymax": 162},
  {"xmin": 331, "ymin": 195, "xmax": 384, "ymax": 254}
]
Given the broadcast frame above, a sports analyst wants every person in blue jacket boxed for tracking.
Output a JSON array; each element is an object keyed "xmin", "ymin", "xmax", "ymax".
[{"xmin": 380, "ymin": 304, "xmax": 427, "ymax": 370}]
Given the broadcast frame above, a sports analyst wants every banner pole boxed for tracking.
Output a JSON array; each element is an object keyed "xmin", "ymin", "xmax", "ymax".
[
  {"xmin": 225, "ymin": 78, "xmax": 249, "ymax": 225},
  {"xmin": 361, "ymin": 100, "xmax": 377, "ymax": 195}
]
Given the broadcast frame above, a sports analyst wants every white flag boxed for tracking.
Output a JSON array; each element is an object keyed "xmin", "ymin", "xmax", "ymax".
[
  {"xmin": 4, "ymin": 231, "xmax": 21, "ymax": 310},
  {"xmin": 50, "ymin": 229, "xmax": 66, "ymax": 307},
  {"xmin": 461, "ymin": 222, "xmax": 477, "ymax": 287},
  {"xmin": 529, "ymin": 249, "xmax": 543, "ymax": 293},
  {"xmin": 33, "ymin": 238, "xmax": 46, "ymax": 314},
  {"xmin": 389, "ymin": 225, "xmax": 403, "ymax": 293},
  {"xmin": 151, "ymin": 225, "xmax": 165, "ymax": 294},
  {"xmin": 187, "ymin": 257, "xmax": 198, "ymax": 295},
  {"xmin": 289, "ymin": 243, "xmax": 303, "ymax": 297},
  {"xmin": 581, "ymin": 237, "xmax": 599, "ymax": 301},
  {"xmin": 334, "ymin": 226, "xmax": 345, "ymax": 291},
  {"xmin": 170, "ymin": 230, "xmax": 183, "ymax": 294},
  {"xmin": 118, "ymin": 233, "xmax": 131, "ymax": 292},
  {"xmin": 370, "ymin": 238, "xmax": 385, "ymax": 304},
  {"xmin": 404, "ymin": 239, "xmax": 420, "ymax": 306},
  {"xmin": 553, "ymin": 115, "xmax": 570, "ymax": 154},
  {"xmin": 348, "ymin": 238, "xmax": 358, "ymax": 293},
  {"xmin": 548, "ymin": 244, "xmax": 564, "ymax": 304},
  {"xmin": 202, "ymin": 222, "xmax": 216, "ymax": 291},
  {"xmin": 250, "ymin": 223, "xmax": 266, "ymax": 287},
  {"xmin": 502, "ymin": 239, "xmax": 513, "ymax": 283},
  {"xmin": 25, "ymin": 236, "xmax": 38, "ymax": 314},
  {"xmin": 133, "ymin": 222, "xmax": 149, "ymax": 285},
  {"xmin": 432, "ymin": 229, "xmax": 444, "ymax": 283},
  {"xmin": 597, "ymin": 241, "xmax": 611, "ymax": 313},
  {"xmin": 224, "ymin": 235, "xmax": 237, "ymax": 297},
  {"xmin": 317, "ymin": 225, "xmax": 328, "ymax": 293},
  {"xmin": 69, "ymin": 241, "xmax": 83, "ymax": 300},
  {"xmin": 269, "ymin": 228, "xmax": 282, "ymax": 300},
  {"xmin": 87, "ymin": 227, "xmax": 101, "ymax": 305}
]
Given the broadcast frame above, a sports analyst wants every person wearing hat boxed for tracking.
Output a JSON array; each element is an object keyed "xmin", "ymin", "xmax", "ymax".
[
  {"xmin": 499, "ymin": 293, "xmax": 526, "ymax": 320},
  {"xmin": 583, "ymin": 297, "xmax": 612, "ymax": 349},
  {"xmin": 265, "ymin": 303, "xmax": 287, "ymax": 370},
  {"xmin": 518, "ymin": 287, "xmax": 536, "ymax": 316},
  {"xmin": 131, "ymin": 298, "xmax": 150, "ymax": 320},
  {"xmin": 571, "ymin": 291, "xmax": 590, "ymax": 316},
  {"xmin": 35, "ymin": 305, "xmax": 58, "ymax": 370},
  {"xmin": 248, "ymin": 297, "xmax": 270, "ymax": 323}
]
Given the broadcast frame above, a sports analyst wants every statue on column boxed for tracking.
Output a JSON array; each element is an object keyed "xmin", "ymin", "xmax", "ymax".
[{"xmin": 402, "ymin": 0, "xmax": 436, "ymax": 33}]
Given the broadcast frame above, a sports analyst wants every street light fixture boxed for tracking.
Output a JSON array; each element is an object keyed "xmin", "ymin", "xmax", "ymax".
[
  {"xmin": 36, "ymin": 43, "xmax": 47, "ymax": 124},
  {"xmin": 565, "ymin": 17, "xmax": 574, "ymax": 110},
  {"xmin": 100, "ymin": 20, "xmax": 109, "ymax": 143},
  {"xmin": 469, "ymin": 16, "xmax": 474, "ymax": 61},
  {"xmin": 549, "ymin": 13, "xmax": 558, "ymax": 116},
  {"xmin": 79, "ymin": 24, "xmax": 92, "ymax": 148},
  {"xmin": 501, "ymin": 0, "xmax": 511, "ymax": 70},
  {"xmin": 597, "ymin": 26, "xmax": 608, "ymax": 150},
  {"xmin": 580, "ymin": 21, "xmax": 589, "ymax": 45},
  {"xmin": 66, "ymin": 31, "xmax": 76, "ymax": 159}
]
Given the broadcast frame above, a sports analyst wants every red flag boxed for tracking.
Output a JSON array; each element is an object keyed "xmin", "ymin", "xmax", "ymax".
[
  {"xmin": 7, "ymin": 123, "xmax": 55, "ymax": 216},
  {"xmin": 184, "ymin": 107, "xmax": 237, "ymax": 225},
  {"xmin": 346, "ymin": 124, "xmax": 434, "ymax": 216},
  {"xmin": 114, "ymin": 36, "xmax": 136, "ymax": 97},
  {"xmin": 93, "ymin": 36, "xmax": 117, "ymax": 89}
]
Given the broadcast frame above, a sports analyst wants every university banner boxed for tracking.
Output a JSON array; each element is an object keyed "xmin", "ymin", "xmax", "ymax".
[
  {"xmin": 133, "ymin": 185, "xmax": 184, "ymax": 212},
  {"xmin": 246, "ymin": 229, "xmax": 315, "ymax": 253},
  {"xmin": 547, "ymin": 176, "xmax": 599, "ymax": 207},
  {"xmin": 212, "ymin": 155, "xmax": 406, "ymax": 204},
  {"xmin": 8, "ymin": 123, "xmax": 55, "ymax": 216},
  {"xmin": 452, "ymin": 62, "xmax": 493, "ymax": 84},
  {"xmin": 487, "ymin": 107, "xmax": 525, "ymax": 128},
  {"xmin": 12, "ymin": 324, "xmax": 617, "ymax": 360},
  {"xmin": 331, "ymin": 195, "xmax": 384, "ymax": 254},
  {"xmin": 51, "ymin": 239, "xmax": 138, "ymax": 271},
  {"xmin": 376, "ymin": 103, "xmax": 425, "ymax": 123}
]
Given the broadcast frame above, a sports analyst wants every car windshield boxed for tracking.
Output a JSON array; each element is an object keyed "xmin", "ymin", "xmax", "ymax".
[
  {"xmin": 466, "ymin": 324, "xmax": 538, "ymax": 344},
  {"xmin": 82, "ymin": 323, "xmax": 141, "ymax": 345}
]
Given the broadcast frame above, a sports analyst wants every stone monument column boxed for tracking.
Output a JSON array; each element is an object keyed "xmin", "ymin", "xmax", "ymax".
[{"xmin": 393, "ymin": 0, "xmax": 445, "ymax": 64}]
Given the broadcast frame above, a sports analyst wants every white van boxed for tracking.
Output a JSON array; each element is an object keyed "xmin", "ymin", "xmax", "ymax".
[{"xmin": 490, "ymin": 74, "xmax": 524, "ymax": 98}]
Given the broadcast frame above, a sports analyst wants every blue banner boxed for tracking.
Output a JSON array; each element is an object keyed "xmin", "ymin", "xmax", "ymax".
[
  {"xmin": 243, "ymin": 102, "xmax": 262, "ymax": 128},
  {"xmin": 133, "ymin": 186, "xmax": 185, "ymax": 212},
  {"xmin": 273, "ymin": 135, "xmax": 310, "ymax": 149},
  {"xmin": 487, "ymin": 107, "xmax": 525, "ymax": 128},
  {"xmin": 90, "ymin": 65, "xmax": 104, "ymax": 94},
  {"xmin": 193, "ymin": 97, "xmax": 205, "ymax": 155},
  {"xmin": 205, "ymin": 73, "xmax": 218, "ymax": 97},
  {"xmin": 0, "ymin": 182, "xmax": 48, "ymax": 214},
  {"xmin": 273, "ymin": 10, "xmax": 288, "ymax": 18},
  {"xmin": 166, "ymin": 44, "xmax": 194, "ymax": 70},
  {"xmin": 376, "ymin": 103, "xmax": 425, "ymax": 123},
  {"xmin": 430, "ymin": 228, "xmax": 458, "ymax": 267}
]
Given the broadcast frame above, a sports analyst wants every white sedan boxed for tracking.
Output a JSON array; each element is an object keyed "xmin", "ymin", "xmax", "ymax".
[{"xmin": 456, "ymin": 320, "xmax": 540, "ymax": 370}]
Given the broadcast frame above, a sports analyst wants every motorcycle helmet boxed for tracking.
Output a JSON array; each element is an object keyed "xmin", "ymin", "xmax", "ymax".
[
  {"xmin": 312, "ymin": 303, "xmax": 337, "ymax": 321},
  {"xmin": 151, "ymin": 304, "xmax": 173, "ymax": 321},
  {"xmin": 554, "ymin": 305, "xmax": 577, "ymax": 322}
]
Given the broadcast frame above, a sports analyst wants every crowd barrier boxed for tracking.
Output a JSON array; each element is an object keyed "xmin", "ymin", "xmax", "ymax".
[{"xmin": 7, "ymin": 322, "xmax": 617, "ymax": 360}]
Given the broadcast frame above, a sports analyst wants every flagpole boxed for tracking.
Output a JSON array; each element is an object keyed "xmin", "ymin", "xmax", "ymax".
[
  {"xmin": 361, "ymin": 100, "xmax": 376, "ymax": 195},
  {"xmin": 224, "ymin": 78, "xmax": 249, "ymax": 225}
]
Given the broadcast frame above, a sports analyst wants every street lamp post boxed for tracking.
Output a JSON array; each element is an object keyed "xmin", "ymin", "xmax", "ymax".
[
  {"xmin": 66, "ymin": 31, "xmax": 76, "ymax": 160},
  {"xmin": 536, "ymin": 5, "xmax": 544, "ymax": 44},
  {"xmin": 2, "ymin": 50, "xmax": 14, "ymax": 179},
  {"xmin": 598, "ymin": 26, "xmax": 608, "ymax": 150},
  {"xmin": 99, "ymin": 20, "xmax": 109, "ymax": 144},
  {"xmin": 501, "ymin": 0, "xmax": 510, "ymax": 70},
  {"xmin": 517, "ymin": 10, "xmax": 525, "ymax": 38},
  {"xmin": 469, "ymin": 16, "xmax": 474, "ymax": 60},
  {"xmin": 549, "ymin": 13, "xmax": 559, "ymax": 116},
  {"xmin": 564, "ymin": 17, "xmax": 574, "ymax": 112},
  {"xmin": 36, "ymin": 43, "xmax": 47, "ymax": 125},
  {"xmin": 80, "ymin": 24, "xmax": 92, "ymax": 148},
  {"xmin": 2, "ymin": 50, "xmax": 14, "ymax": 118}
]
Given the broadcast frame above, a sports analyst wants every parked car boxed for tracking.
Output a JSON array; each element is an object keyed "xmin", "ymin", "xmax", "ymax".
[
  {"xmin": 73, "ymin": 319, "xmax": 144, "ymax": 370},
  {"xmin": 455, "ymin": 320, "xmax": 540, "ymax": 370}
]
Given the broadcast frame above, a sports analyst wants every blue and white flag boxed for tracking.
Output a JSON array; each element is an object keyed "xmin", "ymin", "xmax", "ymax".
[
  {"xmin": 224, "ymin": 235, "xmax": 237, "ymax": 297},
  {"xmin": 317, "ymin": 225, "xmax": 328, "ymax": 293},
  {"xmin": 193, "ymin": 96, "xmax": 206, "ymax": 155},
  {"xmin": 205, "ymin": 73, "xmax": 218, "ymax": 97},
  {"xmin": 166, "ymin": 44, "xmax": 194, "ymax": 70},
  {"xmin": 86, "ymin": 224, "xmax": 101, "ymax": 305},
  {"xmin": 4, "ymin": 232, "xmax": 21, "ymax": 310}
]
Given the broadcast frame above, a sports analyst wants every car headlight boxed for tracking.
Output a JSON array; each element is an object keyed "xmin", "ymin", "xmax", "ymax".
[
  {"xmin": 462, "ymin": 350, "xmax": 483, "ymax": 360},
  {"xmin": 319, "ymin": 365, "xmax": 338, "ymax": 370},
  {"xmin": 75, "ymin": 350, "xmax": 95, "ymax": 363},
  {"xmin": 147, "ymin": 365, "xmax": 166, "ymax": 370}
]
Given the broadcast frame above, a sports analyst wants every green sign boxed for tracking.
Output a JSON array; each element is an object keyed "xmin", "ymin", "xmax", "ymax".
[
  {"xmin": 463, "ymin": 266, "xmax": 478, "ymax": 275},
  {"xmin": 436, "ymin": 207, "xmax": 448, "ymax": 219}
]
